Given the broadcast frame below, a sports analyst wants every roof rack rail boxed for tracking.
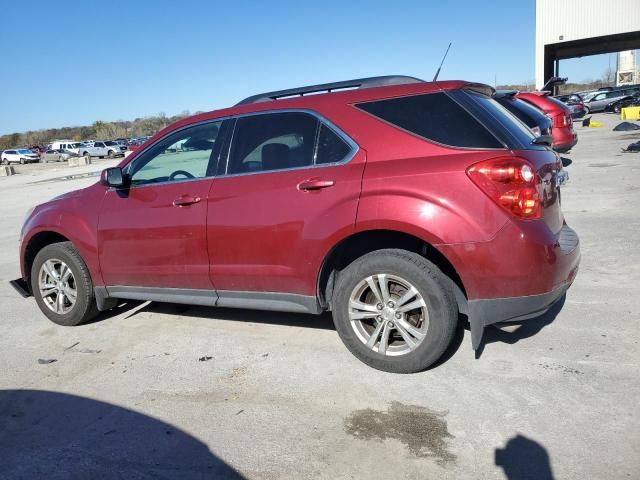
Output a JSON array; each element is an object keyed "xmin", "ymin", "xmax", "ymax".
[{"xmin": 235, "ymin": 75, "xmax": 424, "ymax": 106}]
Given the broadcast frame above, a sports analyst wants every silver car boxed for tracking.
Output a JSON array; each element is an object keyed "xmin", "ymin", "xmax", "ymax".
[
  {"xmin": 585, "ymin": 88, "xmax": 640, "ymax": 113},
  {"xmin": 41, "ymin": 149, "xmax": 77, "ymax": 163}
]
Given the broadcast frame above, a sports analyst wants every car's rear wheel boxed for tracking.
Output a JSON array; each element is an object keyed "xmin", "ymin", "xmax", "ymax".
[
  {"xmin": 1, "ymin": 158, "xmax": 7, "ymax": 165},
  {"xmin": 31, "ymin": 242, "xmax": 99, "ymax": 326},
  {"xmin": 19, "ymin": 158, "xmax": 25, "ymax": 164},
  {"xmin": 107, "ymin": 150, "xmax": 114, "ymax": 159},
  {"xmin": 332, "ymin": 249, "xmax": 458, "ymax": 373}
]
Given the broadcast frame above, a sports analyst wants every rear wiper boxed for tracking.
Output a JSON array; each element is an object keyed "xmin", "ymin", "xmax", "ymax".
[{"xmin": 531, "ymin": 135, "xmax": 553, "ymax": 146}]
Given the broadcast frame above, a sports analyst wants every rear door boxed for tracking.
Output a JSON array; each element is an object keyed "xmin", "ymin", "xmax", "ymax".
[{"xmin": 206, "ymin": 111, "xmax": 364, "ymax": 297}]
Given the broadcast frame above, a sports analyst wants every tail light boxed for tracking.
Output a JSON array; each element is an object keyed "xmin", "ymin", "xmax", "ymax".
[
  {"xmin": 553, "ymin": 113, "xmax": 570, "ymax": 128},
  {"xmin": 466, "ymin": 157, "xmax": 541, "ymax": 219}
]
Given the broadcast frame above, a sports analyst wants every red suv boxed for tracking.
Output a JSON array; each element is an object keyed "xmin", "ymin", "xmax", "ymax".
[
  {"xmin": 516, "ymin": 91, "xmax": 578, "ymax": 153},
  {"xmin": 12, "ymin": 76, "xmax": 580, "ymax": 373}
]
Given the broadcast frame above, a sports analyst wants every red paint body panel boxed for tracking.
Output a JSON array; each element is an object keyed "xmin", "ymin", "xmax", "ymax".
[
  {"xmin": 97, "ymin": 180, "xmax": 214, "ymax": 289},
  {"xmin": 20, "ymin": 184, "xmax": 105, "ymax": 285},
  {"xmin": 206, "ymin": 151, "xmax": 366, "ymax": 295}
]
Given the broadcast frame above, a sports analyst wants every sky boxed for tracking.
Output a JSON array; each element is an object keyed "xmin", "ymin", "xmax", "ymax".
[{"xmin": 0, "ymin": 0, "xmax": 622, "ymax": 135}]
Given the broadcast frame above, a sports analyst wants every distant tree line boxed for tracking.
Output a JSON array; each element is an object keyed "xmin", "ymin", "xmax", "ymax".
[
  {"xmin": 497, "ymin": 68, "xmax": 617, "ymax": 96},
  {"xmin": 0, "ymin": 111, "xmax": 197, "ymax": 150}
]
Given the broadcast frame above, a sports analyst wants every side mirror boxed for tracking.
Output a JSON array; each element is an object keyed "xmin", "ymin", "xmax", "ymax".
[{"xmin": 100, "ymin": 167, "xmax": 127, "ymax": 188}]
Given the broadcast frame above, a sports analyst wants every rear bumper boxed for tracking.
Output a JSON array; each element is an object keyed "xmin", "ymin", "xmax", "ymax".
[
  {"xmin": 439, "ymin": 222, "xmax": 580, "ymax": 349},
  {"xmin": 553, "ymin": 132, "xmax": 578, "ymax": 153},
  {"xmin": 466, "ymin": 282, "xmax": 572, "ymax": 349}
]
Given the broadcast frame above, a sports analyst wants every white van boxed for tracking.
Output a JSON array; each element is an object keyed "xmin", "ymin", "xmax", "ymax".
[{"xmin": 49, "ymin": 140, "xmax": 83, "ymax": 154}]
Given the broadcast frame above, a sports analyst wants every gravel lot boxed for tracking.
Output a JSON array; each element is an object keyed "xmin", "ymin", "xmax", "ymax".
[{"xmin": 1, "ymin": 114, "xmax": 639, "ymax": 479}]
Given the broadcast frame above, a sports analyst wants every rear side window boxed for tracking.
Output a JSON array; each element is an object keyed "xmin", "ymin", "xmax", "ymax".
[
  {"xmin": 315, "ymin": 124, "xmax": 351, "ymax": 164},
  {"xmin": 452, "ymin": 90, "xmax": 536, "ymax": 149},
  {"xmin": 497, "ymin": 97, "xmax": 543, "ymax": 128},
  {"xmin": 355, "ymin": 92, "xmax": 503, "ymax": 149}
]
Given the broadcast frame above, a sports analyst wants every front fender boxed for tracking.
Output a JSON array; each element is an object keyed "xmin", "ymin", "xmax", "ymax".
[{"xmin": 20, "ymin": 184, "xmax": 106, "ymax": 286}]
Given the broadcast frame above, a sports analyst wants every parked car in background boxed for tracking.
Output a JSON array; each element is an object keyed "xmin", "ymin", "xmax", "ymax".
[
  {"xmin": 516, "ymin": 91, "xmax": 577, "ymax": 153},
  {"xmin": 105, "ymin": 140, "xmax": 127, "ymax": 154},
  {"xmin": 1, "ymin": 148, "xmax": 40, "ymax": 164},
  {"xmin": 11, "ymin": 76, "xmax": 579, "ymax": 373},
  {"xmin": 78, "ymin": 141, "xmax": 123, "ymax": 159},
  {"xmin": 584, "ymin": 88, "xmax": 640, "ymax": 113},
  {"xmin": 604, "ymin": 93, "xmax": 640, "ymax": 114},
  {"xmin": 49, "ymin": 141, "xmax": 84, "ymax": 154},
  {"xmin": 495, "ymin": 91, "xmax": 552, "ymax": 137},
  {"xmin": 555, "ymin": 94, "xmax": 586, "ymax": 119},
  {"xmin": 41, "ymin": 149, "xmax": 78, "ymax": 163}
]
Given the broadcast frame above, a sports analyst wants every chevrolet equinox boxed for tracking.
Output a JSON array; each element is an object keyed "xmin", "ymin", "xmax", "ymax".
[{"xmin": 12, "ymin": 76, "xmax": 580, "ymax": 373}]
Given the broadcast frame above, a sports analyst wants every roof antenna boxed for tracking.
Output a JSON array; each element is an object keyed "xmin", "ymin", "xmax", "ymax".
[{"xmin": 432, "ymin": 42, "xmax": 452, "ymax": 82}]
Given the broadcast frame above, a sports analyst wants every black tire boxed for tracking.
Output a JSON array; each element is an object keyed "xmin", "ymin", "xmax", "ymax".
[
  {"xmin": 19, "ymin": 158, "xmax": 25, "ymax": 164},
  {"xmin": 31, "ymin": 242, "xmax": 99, "ymax": 326},
  {"xmin": 332, "ymin": 249, "xmax": 458, "ymax": 373},
  {"xmin": 1, "ymin": 158, "xmax": 7, "ymax": 165},
  {"xmin": 107, "ymin": 150, "xmax": 115, "ymax": 159}
]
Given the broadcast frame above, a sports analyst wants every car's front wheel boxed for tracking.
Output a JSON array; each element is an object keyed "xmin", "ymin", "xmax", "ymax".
[
  {"xmin": 332, "ymin": 249, "xmax": 458, "ymax": 373},
  {"xmin": 31, "ymin": 242, "xmax": 99, "ymax": 326}
]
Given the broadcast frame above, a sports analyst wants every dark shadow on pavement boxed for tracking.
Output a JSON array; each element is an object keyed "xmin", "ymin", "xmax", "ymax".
[
  {"xmin": 475, "ymin": 294, "xmax": 566, "ymax": 358},
  {"xmin": 86, "ymin": 300, "xmax": 145, "ymax": 324},
  {"xmin": 125, "ymin": 302, "xmax": 337, "ymax": 331},
  {"xmin": 0, "ymin": 389, "xmax": 244, "ymax": 479},
  {"xmin": 495, "ymin": 434, "xmax": 555, "ymax": 480}
]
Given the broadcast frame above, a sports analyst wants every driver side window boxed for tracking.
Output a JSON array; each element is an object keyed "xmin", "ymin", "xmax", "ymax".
[{"xmin": 129, "ymin": 120, "xmax": 222, "ymax": 186}]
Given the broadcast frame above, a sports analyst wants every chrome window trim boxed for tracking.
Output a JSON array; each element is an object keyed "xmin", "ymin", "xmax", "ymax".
[{"xmin": 119, "ymin": 109, "xmax": 359, "ymax": 189}]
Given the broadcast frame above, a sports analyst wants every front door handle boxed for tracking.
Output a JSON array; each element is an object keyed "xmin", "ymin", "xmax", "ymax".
[
  {"xmin": 297, "ymin": 178, "xmax": 335, "ymax": 191},
  {"xmin": 173, "ymin": 195, "xmax": 201, "ymax": 207}
]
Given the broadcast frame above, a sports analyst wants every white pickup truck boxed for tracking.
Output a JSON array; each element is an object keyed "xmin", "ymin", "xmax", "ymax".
[{"xmin": 77, "ymin": 141, "xmax": 124, "ymax": 159}]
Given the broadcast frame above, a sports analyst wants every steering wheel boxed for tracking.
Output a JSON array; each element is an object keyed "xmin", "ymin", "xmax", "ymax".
[{"xmin": 169, "ymin": 170, "xmax": 195, "ymax": 180}]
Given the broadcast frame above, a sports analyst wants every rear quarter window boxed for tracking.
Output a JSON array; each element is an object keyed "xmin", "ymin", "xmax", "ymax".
[{"xmin": 355, "ymin": 92, "xmax": 503, "ymax": 149}]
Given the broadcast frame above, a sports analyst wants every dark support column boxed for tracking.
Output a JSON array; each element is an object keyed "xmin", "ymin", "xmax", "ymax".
[{"xmin": 543, "ymin": 45, "xmax": 556, "ymax": 91}]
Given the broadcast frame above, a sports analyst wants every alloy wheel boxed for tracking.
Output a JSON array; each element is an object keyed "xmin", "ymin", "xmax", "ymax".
[
  {"xmin": 38, "ymin": 259, "xmax": 77, "ymax": 315},
  {"xmin": 348, "ymin": 274, "xmax": 429, "ymax": 356}
]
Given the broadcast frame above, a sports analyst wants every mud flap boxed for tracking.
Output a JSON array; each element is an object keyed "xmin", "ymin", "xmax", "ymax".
[{"xmin": 470, "ymin": 317, "xmax": 485, "ymax": 350}]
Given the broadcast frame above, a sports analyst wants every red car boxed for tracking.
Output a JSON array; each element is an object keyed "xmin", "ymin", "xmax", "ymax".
[
  {"xmin": 516, "ymin": 91, "xmax": 578, "ymax": 153},
  {"xmin": 12, "ymin": 76, "xmax": 580, "ymax": 373}
]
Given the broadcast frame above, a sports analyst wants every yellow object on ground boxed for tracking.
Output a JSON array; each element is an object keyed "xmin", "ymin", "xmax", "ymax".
[
  {"xmin": 621, "ymin": 106, "xmax": 640, "ymax": 120},
  {"xmin": 588, "ymin": 121, "xmax": 603, "ymax": 127}
]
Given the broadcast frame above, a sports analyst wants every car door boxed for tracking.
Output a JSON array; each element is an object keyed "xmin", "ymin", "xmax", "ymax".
[
  {"xmin": 206, "ymin": 111, "xmax": 364, "ymax": 301},
  {"xmin": 98, "ymin": 119, "xmax": 228, "ymax": 294}
]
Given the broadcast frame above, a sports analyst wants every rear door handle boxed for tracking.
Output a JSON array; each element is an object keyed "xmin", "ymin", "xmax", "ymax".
[
  {"xmin": 297, "ymin": 179, "xmax": 335, "ymax": 191},
  {"xmin": 173, "ymin": 195, "xmax": 201, "ymax": 207}
]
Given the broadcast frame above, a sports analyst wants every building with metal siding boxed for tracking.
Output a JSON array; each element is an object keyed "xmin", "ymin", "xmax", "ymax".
[{"xmin": 535, "ymin": 0, "xmax": 640, "ymax": 88}]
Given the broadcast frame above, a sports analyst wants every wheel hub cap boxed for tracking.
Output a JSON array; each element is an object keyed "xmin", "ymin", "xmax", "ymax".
[
  {"xmin": 348, "ymin": 273, "xmax": 429, "ymax": 357},
  {"xmin": 38, "ymin": 259, "xmax": 77, "ymax": 315}
]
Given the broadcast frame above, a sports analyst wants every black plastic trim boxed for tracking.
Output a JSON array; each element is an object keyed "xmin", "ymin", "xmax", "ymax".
[
  {"xmin": 9, "ymin": 278, "xmax": 31, "ymax": 298},
  {"xmin": 236, "ymin": 75, "xmax": 424, "ymax": 105},
  {"xmin": 100, "ymin": 286, "xmax": 321, "ymax": 315},
  {"xmin": 467, "ymin": 284, "xmax": 570, "ymax": 350}
]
